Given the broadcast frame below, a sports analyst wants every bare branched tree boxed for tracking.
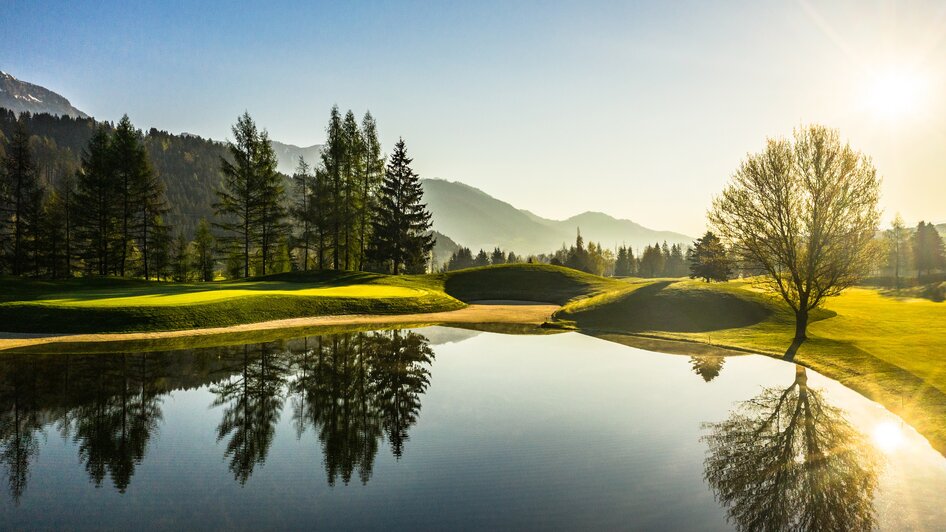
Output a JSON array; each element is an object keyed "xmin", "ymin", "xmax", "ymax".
[{"xmin": 709, "ymin": 125, "xmax": 881, "ymax": 340}]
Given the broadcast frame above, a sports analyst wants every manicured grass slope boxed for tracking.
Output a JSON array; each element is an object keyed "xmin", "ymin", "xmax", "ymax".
[
  {"xmin": 443, "ymin": 263, "xmax": 623, "ymax": 304},
  {"xmin": 0, "ymin": 264, "xmax": 611, "ymax": 335},
  {"xmin": 0, "ymin": 271, "xmax": 464, "ymax": 333},
  {"xmin": 558, "ymin": 277, "xmax": 946, "ymax": 455}
]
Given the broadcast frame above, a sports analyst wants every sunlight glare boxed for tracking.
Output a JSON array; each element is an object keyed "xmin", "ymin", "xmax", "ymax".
[
  {"xmin": 864, "ymin": 68, "xmax": 927, "ymax": 120},
  {"xmin": 872, "ymin": 421, "xmax": 905, "ymax": 453}
]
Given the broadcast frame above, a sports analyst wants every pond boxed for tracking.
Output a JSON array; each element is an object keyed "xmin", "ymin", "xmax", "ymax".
[{"xmin": 1, "ymin": 327, "xmax": 945, "ymax": 530}]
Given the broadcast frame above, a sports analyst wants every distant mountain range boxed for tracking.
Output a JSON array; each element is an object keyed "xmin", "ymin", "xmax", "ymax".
[
  {"xmin": 421, "ymin": 178, "xmax": 694, "ymax": 254},
  {"xmin": 0, "ymin": 71, "xmax": 88, "ymax": 119},
  {"xmin": 270, "ymin": 140, "xmax": 323, "ymax": 175}
]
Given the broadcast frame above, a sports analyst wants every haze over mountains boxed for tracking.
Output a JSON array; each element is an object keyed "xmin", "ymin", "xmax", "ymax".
[{"xmin": 421, "ymin": 179, "xmax": 693, "ymax": 254}]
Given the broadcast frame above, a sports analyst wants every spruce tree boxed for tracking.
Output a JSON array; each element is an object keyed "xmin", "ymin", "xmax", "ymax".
[
  {"xmin": 359, "ymin": 111, "xmax": 384, "ymax": 271},
  {"xmin": 689, "ymin": 231, "xmax": 731, "ymax": 282},
  {"xmin": 192, "ymin": 218, "xmax": 216, "ymax": 281},
  {"xmin": 291, "ymin": 156, "xmax": 313, "ymax": 270},
  {"xmin": 75, "ymin": 126, "xmax": 120, "ymax": 276},
  {"xmin": 320, "ymin": 106, "xmax": 345, "ymax": 270},
  {"xmin": 369, "ymin": 139, "xmax": 434, "ymax": 274},
  {"xmin": 1, "ymin": 118, "xmax": 42, "ymax": 275},
  {"xmin": 214, "ymin": 112, "xmax": 283, "ymax": 277},
  {"xmin": 341, "ymin": 110, "xmax": 364, "ymax": 270}
]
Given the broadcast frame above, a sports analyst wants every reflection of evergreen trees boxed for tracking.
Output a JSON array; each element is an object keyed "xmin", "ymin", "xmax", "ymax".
[
  {"xmin": 289, "ymin": 330, "xmax": 434, "ymax": 485},
  {"xmin": 702, "ymin": 365, "xmax": 879, "ymax": 532},
  {"xmin": 0, "ymin": 353, "xmax": 166, "ymax": 501},
  {"xmin": 0, "ymin": 330, "xmax": 435, "ymax": 503},
  {"xmin": 211, "ymin": 343, "xmax": 290, "ymax": 485},
  {"xmin": 689, "ymin": 356, "xmax": 725, "ymax": 382}
]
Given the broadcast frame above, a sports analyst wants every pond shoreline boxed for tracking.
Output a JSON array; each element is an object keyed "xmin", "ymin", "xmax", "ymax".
[{"xmin": 0, "ymin": 301, "xmax": 559, "ymax": 352}]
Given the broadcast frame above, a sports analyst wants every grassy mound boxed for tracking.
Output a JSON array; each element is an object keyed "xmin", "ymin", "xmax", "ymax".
[
  {"xmin": 0, "ymin": 272, "xmax": 463, "ymax": 334},
  {"xmin": 444, "ymin": 263, "xmax": 622, "ymax": 304},
  {"xmin": 557, "ymin": 279, "xmax": 785, "ymax": 333}
]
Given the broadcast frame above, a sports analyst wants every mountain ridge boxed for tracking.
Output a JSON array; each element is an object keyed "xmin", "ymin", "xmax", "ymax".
[
  {"xmin": 0, "ymin": 71, "xmax": 88, "ymax": 119},
  {"xmin": 420, "ymin": 178, "xmax": 694, "ymax": 255}
]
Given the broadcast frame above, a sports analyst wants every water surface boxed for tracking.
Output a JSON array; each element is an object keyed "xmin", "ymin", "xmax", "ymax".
[{"xmin": 2, "ymin": 328, "xmax": 944, "ymax": 530}]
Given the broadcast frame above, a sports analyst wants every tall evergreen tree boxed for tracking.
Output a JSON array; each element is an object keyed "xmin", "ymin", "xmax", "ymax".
[
  {"xmin": 369, "ymin": 139, "xmax": 434, "ymax": 274},
  {"xmin": 341, "ymin": 110, "xmax": 365, "ymax": 270},
  {"xmin": 320, "ymin": 106, "xmax": 345, "ymax": 270},
  {"xmin": 192, "ymin": 218, "xmax": 216, "ymax": 282},
  {"xmin": 214, "ymin": 112, "xmax": 283, "ymax": 277},
  {"xmin": 111, "ymin": 115, "xmax": 154, "ymax": 277},
  {"xmin": 291, "ymin": 157, "xmax": 313, "ymax": 270},
  {"xmin": 913, "ymin": 221, "xmax": 945, "ymax": 277},
  {"xmin": 884, "ymin": 215, "xmax": 910, "ymax": 287},
  {"xmin": 74, "ymin": 126, "xmax": 120, "ymax": 276},
  {"xmin": 0, "ymin": 118, "xmax": 42, "ymax": 275},
  {"xmin": 359, "ymin": 112, "xmax": 384, "ymax": 271}
]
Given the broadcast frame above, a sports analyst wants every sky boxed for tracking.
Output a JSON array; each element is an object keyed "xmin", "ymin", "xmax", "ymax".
[{"xmin": 2, "ymin": 0, "xmax": 945, "ymax": 236}]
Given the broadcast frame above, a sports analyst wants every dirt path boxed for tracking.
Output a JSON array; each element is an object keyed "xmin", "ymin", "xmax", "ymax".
[{"xmin": 0, "ymin": 302, "xmax": 559, "ymax": 352}]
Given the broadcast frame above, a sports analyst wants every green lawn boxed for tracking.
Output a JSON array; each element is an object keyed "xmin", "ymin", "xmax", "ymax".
[
  {"xmin": 0, "ymin": 264, "xmax": 610, "ymax": 334},
  {"xmin": 556, "ymin": 277, "xmax": 946, "ymax": 455}
]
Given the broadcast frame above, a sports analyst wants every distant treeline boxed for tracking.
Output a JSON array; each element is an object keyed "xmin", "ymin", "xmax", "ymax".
[
  {"xmin": 441, "ymin": 230, "xmax": 691, "ymax": 278},
  {"xmin": 0, "ymin": 107, "xmax": 434, "ymax": 279}
]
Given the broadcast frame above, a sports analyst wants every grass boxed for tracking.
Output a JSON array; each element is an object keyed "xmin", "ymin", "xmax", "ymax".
[
  {"xmin": 556, "ymin": 277, "xmax": 946, "ymax": 455},
  {"xmin": 0, "ymin": 270, "xmax": 465, "ymax": 333},
  {"xmin": 0, "ymin": 264, "xmax": 610, "ymax": 334},
  {"xmin": 443, "ymin": 263, "xmax": 624, "ymax": 304}
]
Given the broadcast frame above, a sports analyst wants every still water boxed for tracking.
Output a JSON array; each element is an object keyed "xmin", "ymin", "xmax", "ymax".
[{"xmin": 2, "ymin": 328, "xmax": 945, "ymax": 530}]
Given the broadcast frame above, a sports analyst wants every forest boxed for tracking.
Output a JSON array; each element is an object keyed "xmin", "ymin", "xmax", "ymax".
[{"xmin": 0, "ymin": 106, "xmax": 434, "ymax": 279}]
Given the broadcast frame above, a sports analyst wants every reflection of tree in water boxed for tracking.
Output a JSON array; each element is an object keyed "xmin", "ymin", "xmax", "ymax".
[
  {"xmin": 0, "ymin": 353, "xmax": 165, "ymax": 501},
  {"xmin": 702, "ymin": 365, "xmax": 879, "ymax": 532},
  {"xmin": 690, "ymin": 356, "xmax": 725, "ymax": 382},
  {"xmin": 211, "ymin": 343, "xmax": 290, "ymax": 485},
  {"xmin": 291, "ymin": 330, "xmax": 434, "ymax": 485},
  {"xmin": 0, "ymin": 357, "xmax": 44, "ymax": 505},
  {"xmin": 60, "ymin": 354, "xmax": 164, "ymax": 492}
]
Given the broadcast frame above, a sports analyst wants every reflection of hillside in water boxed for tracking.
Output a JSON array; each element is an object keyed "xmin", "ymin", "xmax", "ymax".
[
  {"xmin": 0, "ymin": 329, "xmax": 434, "ymax": 501},
  {"xmin": 702, "ymin": 365, "xmax": 880, "ymax": 531}
]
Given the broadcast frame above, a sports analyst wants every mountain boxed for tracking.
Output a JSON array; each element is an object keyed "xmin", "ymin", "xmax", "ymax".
[
  {"xmin": 0, "ymin": 71, "xmax": 88, "ymax": 119},
  {"xmin": 271, "ymin": 140, "xmax": 322, "ymax": 175},
  {"xmin": 420, "ymin": 178, "xmax": 694, "ymax": 255}
]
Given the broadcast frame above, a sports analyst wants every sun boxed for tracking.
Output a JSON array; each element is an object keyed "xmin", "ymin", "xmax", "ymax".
[
  {"xmin": 872, "ymin": 421, "xmax": 905, "ymax": 453},
  {"xmin": 864, "ymin": 67, "xmax": 928, "ymax": 119}
]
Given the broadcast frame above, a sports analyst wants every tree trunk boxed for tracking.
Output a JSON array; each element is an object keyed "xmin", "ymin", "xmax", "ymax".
[{"xmin": 794, "ymin": 308, "xmax": 809, "ymax": 340}]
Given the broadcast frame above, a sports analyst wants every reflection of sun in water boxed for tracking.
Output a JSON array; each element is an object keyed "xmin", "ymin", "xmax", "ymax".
[
  {"xmin": 872, "ymin": 421, "xmax": 904, "ymax": 452},
  {"xmin": 864, "ymin": 68, "xmax": 928, "ymax": 120}
]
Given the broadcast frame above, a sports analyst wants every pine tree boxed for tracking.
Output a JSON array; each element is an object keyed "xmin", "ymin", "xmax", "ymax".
[
  {"xmin": 474, "ymin": 249, "xmax": 490, "ymax": 267},
  {"xmin": 291, "ymin": 157, "xmax": 313, "ymax": 270},
  {"xmin": 171, "ymin": 229, "xmax": 192, "ymax": 282},
  {"xmin": 214, "ymin": 112, "xmax": 283, "ymax": 277},
  {"xmin": 341, "ymin": 110, "xmax": 365, "ymax": 270},
  {"xmin": 320, "ymin": 106, "xmax": 345, "ymax": 270},
  {"xmin": 359, "ymin": 112, "xmax": 384, "ymax": 270},
  {"xmin": 884, "ymin": 215, "xmax": 910, "ymax": 287},
  {"xmin": 490, "ymin": 247, "xmax": 506, "ymax": 265},
  {"xmin": 689, "ymin": 231, "xmax": 731, "ymax": 282},
  {"xmin": 192, "ymin": 218, "xmax": 216, "ymax": 282},
  {"xmin": 111, "ymin": 115, "xmax": 153, "ymax": 277},
  {"xmin": 75, "ymin": 126, "xmax": 120, "ymax": 276},
  {"xmin": 1, "ymin": 118, "xmax": 42, "ymax": 275},
  {"xmin": 369, "ymin": 139, "xmax": 434, "ymax": 274}
]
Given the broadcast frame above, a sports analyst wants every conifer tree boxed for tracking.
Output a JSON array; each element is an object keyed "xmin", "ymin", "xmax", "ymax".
[
  {"xmin": 291, "ymin": 157, "xmax": 313, "ymax": 270},
  {"xmin": 884, "ymin": 215, "xmax": 910, "ymax": 287},
  {"xmin": 192, "ymin": 218, "xmax": 216, "ymax": 281},
  {"xmin": 359, "ymin": 112, "xmax": 384, "ymax": 271},
  {"xmin": 75, "ymin": 126, "xmax": 120, "ymax": 276},
  {"xmin": 369, "ymin": 139, "xmax": 434, "ymax": 274},
  {"xmin": 320, "ymin": 106, "xmax": 346, "ymax": 270},
  {"xmin": 214, "ymin": 112, "xmax": 284, "ymax": 277},
  {"xmin": 341, "ymin": 110, "xmax": 365, "ymax": 270},
  {"xmin": 689, "ymin": 231, "xmax": 731, "ymax": 282},
  {"xmin": 0, "ymin": 118, "xmax": 42, "ymax": 275}
]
